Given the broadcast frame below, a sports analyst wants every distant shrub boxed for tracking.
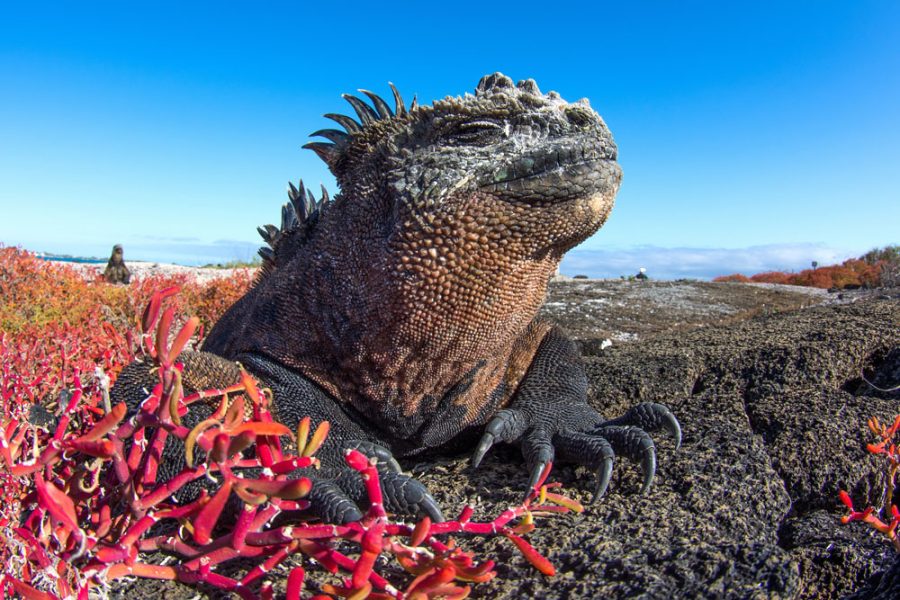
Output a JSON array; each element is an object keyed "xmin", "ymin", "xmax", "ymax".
[
  {"xmin": 862, "ymin": 245, "xmax": 900, "ymax": 288},
  {"xmin": 200, "ymin": 256, "xmax": 263, "ymax": 269},
  {"xmin": 749, "ymin": 271, "xmax": 792, "ymax": 285},
  {"xmin": 712, "ymin": 274, "xmax": 752, "ymax": 283},
  {"xmin": 861, "ymin": 245, "xmax": 900, "ymax": 266},
  {"xmin": 713, "ymin": 245, "xmax": 899, "ymax": 290},
  {"xmin": 0, "ymin": 247, "xmax": 127, "ymax": 333},
  {"xmin": 181, "ymin": 269, "xmax": 255, "ymax": 329}
]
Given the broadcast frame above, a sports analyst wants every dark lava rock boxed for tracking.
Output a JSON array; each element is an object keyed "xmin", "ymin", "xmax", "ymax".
[
  {"xmin": 456, "ymin": 294, "xmax": 898, "ymax": 598},
  {"xmin": 116, "ymin": 286, "xmax": 899, "ymax": 599}
]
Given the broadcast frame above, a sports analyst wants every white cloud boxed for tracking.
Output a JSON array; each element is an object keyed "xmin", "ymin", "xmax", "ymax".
[{"xmin": 560, "ymin": 243, "xmax": 862, "ymax": 280}]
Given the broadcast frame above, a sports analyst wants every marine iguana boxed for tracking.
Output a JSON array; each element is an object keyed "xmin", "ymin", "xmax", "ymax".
[
  {"xmin": 103, "ymin": 244, "xmax": 131, "ymax": 284},
  {"xmin": 114, "ymin": 73, "xmax": 680, "ymax": 523}
]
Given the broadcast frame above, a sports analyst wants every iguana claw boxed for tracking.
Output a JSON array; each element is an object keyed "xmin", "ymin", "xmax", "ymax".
[
  {"xmin": 525, "ymin": 460, "xmax": 551, "ymax": 501},
  {"xmin": 379, "ymin": 470, "xmax": 446, "ymax": 522},
  {"xmin": 641, "ymin": 446, "xmax": 657, "ymax": 495},
  {"xmin": 470, "ymin": 432, "xmax": 494, "ymax": 470},
  {"xmin": 418, "ymin": 495, "xmax": 446, "ymax": 523},
  {"xmin": 592, "ymin": 455, "xmax": 614, "ymax": 503},
  {"xmin": 602, "ymin": 402, "xmax": 682, "ymax": 450},
  {"xmin": 471, "ymin": 408, "xmax": 527, "ymax": 470}
]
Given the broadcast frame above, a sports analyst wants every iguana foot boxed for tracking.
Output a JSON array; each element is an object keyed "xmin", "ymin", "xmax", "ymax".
[
  {"xmin": 471, "ymin": 402, "xmax": 680, "ymax": 502},
  {"xmin": 304, "ymin": 442, "xmax": 444, "ymax": 524}
]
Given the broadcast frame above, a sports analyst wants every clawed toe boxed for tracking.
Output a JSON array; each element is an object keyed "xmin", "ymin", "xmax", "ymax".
[
  {"xmin": 346, "ymin": 440, "xmax": 403, "ymax": 473},
  {"xmin": 603, "ymin": 402, "xmax": 682, "ymax": 450},
  {"xmin": 522, "ymin": 430, "xmax": 555, "ymax": 496},
  {"xmin": 471, "ymin": 409, "xmax": 527, "ymax": 470},
  {"xmin": 470, "ymin": 431, "xmax": 495, "ymax": 470},
  {"xmin": 553, "ymin": 430, "xmax": 616, "ymax": 502},
  {"xmin": 417, "ymin": 492, "xmax": 446, "ymax": 523},
  {"xmin": 305, "ymin": 446, "xmax": 444, "ymax": 523},
  {"xmin": 592, "ymin": 454, "xmax": 614, "ymax": 503},
  {"xmin": 592, "ymin": 425, "xmax": 657, "ymax": 494},
  {"xmin": 379, "ymin": 471, "xmax": 445, "ymax": 523},
  {"xmin": 640, "ymin": 444, "xmax": 656, "ymax": 495},
  {"xmin": 306, "ymin": 478, "xmax": 364, "ymax": 524}
]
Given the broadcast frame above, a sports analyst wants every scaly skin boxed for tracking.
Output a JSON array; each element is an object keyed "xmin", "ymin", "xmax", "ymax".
[{"xmin": 114, "ymin": 73, "xmax": 680, "ymax": 523}]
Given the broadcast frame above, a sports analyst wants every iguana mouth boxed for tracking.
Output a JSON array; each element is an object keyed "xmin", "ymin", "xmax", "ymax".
[{"xmin": 485, "ymin": 148, "xmax": 621, "ymax": 203}]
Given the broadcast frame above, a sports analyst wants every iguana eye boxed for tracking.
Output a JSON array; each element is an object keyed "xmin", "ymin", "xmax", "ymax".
[{"xmin": 447, "ymin": 121, "xmax": 504, "ymax": 145}]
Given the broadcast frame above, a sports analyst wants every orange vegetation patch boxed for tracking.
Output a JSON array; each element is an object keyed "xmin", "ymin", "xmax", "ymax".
[{"xmin": 714, "ymin": 253, "xmax": 893, "ymax": 289}]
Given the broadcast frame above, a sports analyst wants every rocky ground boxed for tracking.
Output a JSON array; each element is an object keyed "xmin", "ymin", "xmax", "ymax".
[
  {"xmin": 541, "ymin": 278, "xmax": 834, "ymax": 351},
  {"xmin": 418, "ymin": 282, "xmax": 899, "ymax": 599},
  {"xmin": 114, "ymin": 279, "xmax": 899, "ymax": 599}
]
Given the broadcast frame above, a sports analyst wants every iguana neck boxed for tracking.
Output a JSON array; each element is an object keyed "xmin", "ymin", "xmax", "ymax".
[{"xmin": 258, "ymin": 191, "xmax": 558, "ymax": 408}]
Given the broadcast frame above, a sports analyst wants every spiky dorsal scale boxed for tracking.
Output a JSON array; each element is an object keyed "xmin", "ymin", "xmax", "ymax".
[
  {"xmin": 254, "ymin": 180, "xmax": 331, "ymax": 285},
  {"xmin": 257, "ymin": 83, "xmax": 415, "ymax": 283},
  {"xmin": 304, "ymin": 84, "xmax": 418, "ymax": 179},
  {"xmin": 342, "ymin": 94, "xmax": 379, "ymax": 126},
  {"xmin": 388, "ymin": 83, "xmax": 406, "ymax": 117},
  {"xmin": 359, "ymin": 89, "xmax": 393, "ymax": 119}
]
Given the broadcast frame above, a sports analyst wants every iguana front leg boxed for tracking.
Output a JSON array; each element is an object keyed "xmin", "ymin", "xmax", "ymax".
[
  {"xmin": 471, "ymin": 326, "xmax": 681, "ymax": 500},
  {"xmin": 240, "ymin": 354, "xmax": 444, "ymax": 524}
]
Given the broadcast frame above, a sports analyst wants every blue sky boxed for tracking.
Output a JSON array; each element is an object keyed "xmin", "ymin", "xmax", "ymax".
[{"xmin": 1, "ymin": 1, "xmax": 897, "ymax": 278}]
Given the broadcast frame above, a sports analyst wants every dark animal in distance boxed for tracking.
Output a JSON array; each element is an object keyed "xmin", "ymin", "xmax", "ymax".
[{"xmin": 103, "ymin": 244, "xmax": 131, "ymax": 285}]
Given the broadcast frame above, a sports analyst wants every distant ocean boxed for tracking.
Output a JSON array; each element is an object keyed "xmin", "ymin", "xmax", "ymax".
[{"xmin": 36, "ymin": 254, "xmax": 106, "ymax": 264}]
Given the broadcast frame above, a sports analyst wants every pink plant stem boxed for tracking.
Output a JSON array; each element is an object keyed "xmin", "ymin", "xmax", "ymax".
[
  {"xmin": 181, "ymin": 544, "xmax": 266, "ymax": 572},
  {"xmin": 300, "ymin": 539, "xmax": 395, "ymax": 592},
  {"xmin": 110, "ymin": 440, "xmax": 132, "ymax": 484},
  {"xmin": 243, "ymin": 524, "xmax": 351, "ymax": 546},
  {"xmin": 429, "ymin": 506, "xmax": 525, "ymax": 535},
  {"xmin": 239, "ymin": 542, "xmax": 298, "ymax": 587},
  {"xmin": 285, "ymin": 567, "xmax": 305, "ymax": 600},
  {"xmin": 140, "ymin": 535, "xmax": 201, "ymax": 557},
  {"xmin": 182, "ymin": 384, "xmax": 244, "ymax": 406},
  {"xmin": 231, "ymin": 503, "xmax": 257, "ymax": 551},
  {"xmin": 134, "ymin": 464, "xmax": 207, "ymax": 510}
]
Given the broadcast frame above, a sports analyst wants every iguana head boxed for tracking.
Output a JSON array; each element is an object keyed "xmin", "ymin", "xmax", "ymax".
[{"xmin": 305, "ymin": 72, "xmax": 621, "ymax": 262}]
